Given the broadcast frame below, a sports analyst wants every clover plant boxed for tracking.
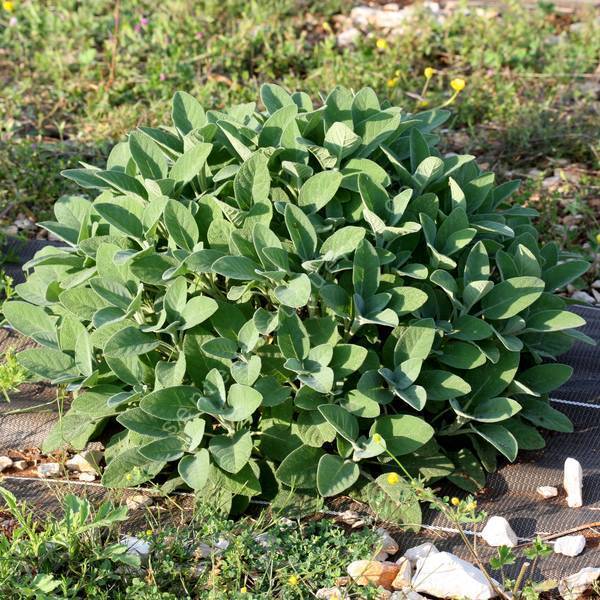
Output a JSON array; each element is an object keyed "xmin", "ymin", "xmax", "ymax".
[{"xmin": 2, "ymin": 85, "xmax": 591, "ymax": 523}]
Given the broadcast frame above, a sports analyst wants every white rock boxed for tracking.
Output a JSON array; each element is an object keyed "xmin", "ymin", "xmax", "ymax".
[
  {"xmin": 78, "ymin": 472, "xmax": 96, "ymax": 482},
  {"xmin": 0, "ymin": 456, "xmax": 13, "ymax": 472},
  {"xmin": 37, "ymin": 463, "xmax": 61, "ymax": 478},
  {"xmin": 375, "ymin": 551, "xmax": 389, "ymax": 561},
  {"xmin": 336, "ymin": 27, "xmax": 361, "ymax": 48},
  {"xmin": 402, "ymin": 542, "xmax": 439, "ymax": 564},
  {"xmin": 120, "ymin": 535, "xmax": 150, "ymax": 561},
  {"xmin": 126, "ymin": 494, "xmax": 153, "ymax": 510},
  {"xmin": 197, "ymin": 537, "xmax": 229, "ymax": 557},
  {"xmin": 66, "ymin": 450, "xmax": 103, "ymax": 473},
  {"xmin": 376, "ymin": 527, "xmax": 399, "ymax": 554},
  {"xmin": 558, "ymin": 567, "xmax": 600, "ymax": 600},
  {"xmin": 536, "ymin": 485, "xmax": 558, "ymax": 498},
  {"xmin": 591, "ymin": 280, "xmax": 600, "ymax": 290},
  {"xmin": 553, "ymin": 534, "xmax": 586, "ymax": 557},
  {"xmin": 11, "ymin": 460, "xmax": 28, "ymax": 471},
  {"xmin": 564, "ymin": 457, "xmax": 583, "ymax": 508},
  {"xmin": 481, "ymin": 516, "xmax": 518, "ymax": 547},
  {"xmin": 571, "ymin": 291, "xmax": 595, "ymax": 304},
  {"xmin": 316, "ymin": 587, "xmax": 348, "ymax": 599},
  {"xmin": 413, "ymin": 551, "xmax": 499, "ymax": 599}
]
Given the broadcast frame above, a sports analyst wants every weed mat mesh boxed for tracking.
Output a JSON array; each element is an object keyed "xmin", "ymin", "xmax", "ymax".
[{"xmin": 1, "ymin": 239, "xmax": 600, "ymax": 581}]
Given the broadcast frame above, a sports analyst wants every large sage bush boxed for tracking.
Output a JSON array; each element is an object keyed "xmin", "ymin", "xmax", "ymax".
[{"xmin": 2, "ymin": 86, "xmax": 591, "ymax": 522}]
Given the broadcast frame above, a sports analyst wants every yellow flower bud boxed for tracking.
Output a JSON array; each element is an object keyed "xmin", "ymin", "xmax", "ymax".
[
  {"xmin": 417, "ymin": 100, "xmax": 430, "ymax": 108},
  {"xmin": 2, "ymin": 0, "xmax": 15, "ymax": 11},
  {"xmin": 386, "ymin": 77, "xmax": 399, "ymax": 89},
  {"xmin": 288, "ymin": 574, "xmax": 299, "ymax": 586},
  {"xmin": 386, "ymin": 472, "xmax": 400, "ymax": 485},
  {"xmin": 595, "ymin": 233, "xmax": 600, "ymax": 244},
  {"xmin": 424, "ymin": 67, "xmax": 436, "ymax": 79},
  {"xmin": 450, "ymin": 78, "xmax": 466, "ymax": 92},
  {"xmin": 240, "ymin": 587, "xmax": 248, "ymax": 594},
  {"xmin": 373, "ymin": 433, "xmax": 383, "ymax": 444},
  {"xmin": 451, "ymin": 497, "xmax": 460, "ymax": 506},
  {"xmin": 376, "ymin": 38, "xmax": 388, "ymax": 50},
  {"xmin": 322, "ymin": 21, "xmax": 331, "ymax": 32}
]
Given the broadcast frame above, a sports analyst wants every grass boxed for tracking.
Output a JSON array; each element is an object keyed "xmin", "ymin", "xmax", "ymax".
[{"xmin": 0, "ymin": 485, "xmax": 381, "ymax": 599}]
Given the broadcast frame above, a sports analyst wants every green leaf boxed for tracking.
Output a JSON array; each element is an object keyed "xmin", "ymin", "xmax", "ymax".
[
  {"xmin": 518, "ymin": 363, "xmax": 573, "ymax": 394},
  {"xmin": 481, "ymin": 277, "xmax": 545, "ymax": 320},
  {"xmin": 371, "ymin": 415, "xmax": 434, "ymax": 456},
  {"xmin": 298, "ymin": 171, "xmax": 343, "ymax": 213},
  {"xmin": 129, "ymin": 131, "xmax": 168, "ymax": 179},
  {"xmin": 353, "ymin": 239, "xmax": 380, "ymax": 299},
  {"xmin": 284, "ymin": 203, "xmax": 317, "ymax": 260},
  {"xmin": 170, "ymin": 143, "xmax": 212, "ymax": 183},
  {"xmin": 212, "ymin": 255, "xmax": 261, "ymax": 280},
  {"xmin": 275, "ymin": 445, "xmax": 323, "ymax": 489},
  {"xmin": 209, "ymin": 430, "xmax": 253, "ymax": 474},
  {"xmin": 274, "ymin": 274, "xmax": 311, "ymax": 308},
  {"xmin": 471, "ymin": 423, "xmax": 518, "ymax": 461},
  {"xmin": 520, "ymin": 399, "xmax": 573, "ymax": 432},
  {"xmin": 140, "ymin": 386, "xmax": 200, "ymax": 421},
  {"xmin": 180, "ymin": 296, "xmax": 219, "ymax": 330},
  {"xmin": 164, "ymin": 199, "xmax": 199, "ymax": 251},
  {"xmin": 277, "ymin": 308, "xmax": 310, "ymax": 360},
  {"xmin": 102, "ymin": 448, "xmax": 165, "ymax": 488},
  {"xmin": 543, "ymin": 260, "xmax": 589, "ymax": 292},
  {"xmin": 320, "ymin": 226, "xmax": 365, "ymax": 261},
  {"xmin": 105, "ymin": 327, "xmax": 159, "ymax": 358},
  {"xmin": 17, "ymin": 348, "xmax": 77, "ymax": 382},
  {"xmin": 233, "ymin": 152, "xmax": 271, "ymax": 210},
  {"xmin": 324, "ymin": 122, "xmax": 361, "ymax": 163},
  {"xmin": 451, "ymin": 397, "xmax": 521, "ymax": 423},
  {"xmin": 316, "ymin": 455, "xmax": 360, "ymax": 497},
  {"xmin": 2, "ymin": 301, "xmax": 58, "ymax": 349},
  {"xmin": 172, "ymin": 91, "xmax": 206, "ymax": 134},
  {"xmin": 318, "ymin": 404, "xmax": 358, "ymax": 443},
  {"xmin": 178, "ymin": 449, "xmax": 210, "ymax": 490},
  {"xmin": 139, "ymin": 436, "xmax": 187, "ymax": 462},
  {"xmin": 419, "ymin": 370, "xmax": 471, "ymax": 401},
  {"xmin": 197, "ymin": 383, "xmax": 262, "ymax": 422},
  {"xmin": 526, "ymin": 310, "xmax": 585, "ymax": 332},
  {"xmin": 363, "ymin": 474, "xmax": 421, "ymax": 531}
]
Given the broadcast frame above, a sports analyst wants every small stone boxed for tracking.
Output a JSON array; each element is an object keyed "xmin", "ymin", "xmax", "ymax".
[
  {"xmin": 377, "ymin": 589, "xmax": 392, "ymax": 600},
  {"xmin": 254, "ymin": 532, "xmax": 274, "ymax": 548},
  {"xmin": 402, "ymin": 542, "xmax": 439, "ymax": 565},
  {"xmin": 553, "ymin": 535, "xmax": 586, "ymax": 557},
  {"xmin": 337, "ymin": 510, "xmax": 365, "ymax": 527},
  {"xmin": 279, "ymin": 517, "xmax": 294, "ymax": 528},
  {"xmin": 316, "ymin": 587, "xmax": 348, "ymax": 599},
  {"xmin": 347, "ymin": 560, "xmax": 400, "ymax": 589},
  {"xmin": 197, "ymin": 537, "xmax": 229, "ymax": 558},
  {"xmin": 376, "ymin": 527, "xmax": 399, "ymax": 554},
  {"xmin": 126, "ymin": 494, "xmax": 153, "ymax": 510},
  {"xmin": 558, "ymin": 567, "xmax": 600, "ymax": 600},
  {"xmin": 78, "ymin": 472, "xmax": 96, "ymax": 482},
  {"xmin": 0, "ymin": 225, "xmax": 18, "ymax": 237},
  {"xmin": 591, "ymin": 280, "xmax": 600, "ymax": 290},
  {"xmin": 375, "ymin": 551, "xmax": 389, "ymax": 561},
  {"xmin": 537, "ymin": 485, "xmax": 558, "ymax": 499},
  {"xmin": 120, "ymin": 535, "xmax": 150, "ymax": 561},
  {"xmin": 481, "ymin": 516, "xmax": 518, "ymax": 547},
  {"xmin": 564, "ymin": 457, "xmax": 583, "ymax": 508},
  {"xmin": 336, "ymin": 27, "xmax": 361, "ymax": 48},
  {"xmin": 391, "ymin": 557, "xmax": 411, "ymax": 589},
  {"xmin": 0, "ymin": 456, "xmax": 13, "ymax": 472},
  {"xmin": 37, "ymin": 463, "xmax": 62, "ymax": 478},
  {"xmin": 571, "ymin": 291, "xmax": 595, "ymax": 304},
  {"xmin": 66, "ymin": 450, "xmax": 103, "ymax": 473},
  {"xmin": 413, "ymin": 551, "xmax": 499, "ymax": 599},
  {"xmin": 11, "ymin": 460, "xmax": 28, "ymax": 471}
]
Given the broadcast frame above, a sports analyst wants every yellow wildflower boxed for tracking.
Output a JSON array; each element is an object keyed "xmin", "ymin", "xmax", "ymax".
[
  {"xmin": 2, "ymin": 1, "xmax": 14, "ymax": 11},
  {"xmin": 450, "ymin": 78, "xmax": 466, "ymax": 92},
  {"xmin": 451, "ymin": 497, "xmax": 460, "ymax": 506},
  {"xmin": 595, "ymin": 233, "xmax": 600, "ymax": 244},
  {"xmin": 240, "ymin": 587, "xmax": 248, "ymax": 594},
  {"xmin": 424, "ymin": 67, "xmax": 436, "ymax": 79},
  {"xmin": 376, "ymin": 38, "xmax": 388, "ymax": 50},
  {"xmin": 386, "ymin": 472, "xmax": 400, "ymax": 486},
  {"xmin": 322, "ymin": 21, "xmax": 331, "ymax": 32},
  {"xmin": 288, "ymin": 575, "xmax": 299, "ymax": 586},
  {"xmin": 386, "ymin": 77, "xmax": 399, "ymax": 88},
  {"xmin": 467, "ymin": 501, "xmax": 477, "ymax": 511},
  {"xmin": 417, "ymin": 100, "xmax": 430, "ymax": 108}
]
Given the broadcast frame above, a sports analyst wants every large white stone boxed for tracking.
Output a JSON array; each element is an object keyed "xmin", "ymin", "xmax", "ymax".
[
  {"xmin": 413, "ymin": 551, "xmax": 499, "ymax": 599},
  {"xmin": 564, "ymin": 457, "xmax": 583, "ymax": 508},
  {"xmin": 402, "ymin": 542, "xmax": 439, "ymax": 564},
  {"xmin": 481, "ymin": 516, "xmax": 518, "ymax": 547},
  {"xmin": 391, "ymin": 557, "xmax": 411, "ymax": 589},
  {"xmin": 558, "ymin": 567, "xmax": 600, "ymax": 600},
  {"xmin": 120, "ymin": 535, "xmax": 150, "ymax": 561},
  {"xmin": 37, "ymin": 463, "xmax": 61, "ymax": 478},
  {"xmin": 553, "ymin": 535, "xmax": 586, "ymax": 557},
  {"xmin": 0, "ymin": 456, "xmax": 13, "ymax": 472},
  {"xmin": 66, "ymin": 450, "xmax": 103, "ymax": 473}
]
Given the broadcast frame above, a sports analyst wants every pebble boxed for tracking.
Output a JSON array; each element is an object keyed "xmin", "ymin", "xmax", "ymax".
[
  {"xmin": 126, "ymin": 494, "xmax": 153, "ymax": 511},
  {"xmin": 37, "ymin": 463, "xmax": 62, "ymax": 478},
  {"xmin": 564, "ymin": 457, "xmax": 583, "ymax": 508},
  {"xmin": 78, "ymin": 472, "xmax": 96, "ymax": 482},
  {"xmin": 391, "ymin": 557, "xmax": 411, "ymax": 589},
  {"xmin": 571, "ymin": 291, "xmax": 595, "ymax": 304},
  {"xmin": 553, "ymin": 534, "xmax": 586, "ymax": 557},
  {"xmin": 0, "ymin": 456, "xmax": 13, "ymax": 472},
  {"xmin": 376, "ymin": 528, "xmax": 399, "ymax": 554},
  {"xmin": 316, "ymin": 587, "xmax": 348, "ymax": 599},
  {"xmin": 481, "ymin": 516, "xmax": 518, "ymax": 547},
  {"xmin": 558, "ymin": 567, "xmax": 600, "ymax": 600},
  {"xmin": 65, "ymin": 450, "xmax": 103, "ymax": 473},
  {"xmin": 536, "ymin": 485, "xmax": 558, "ymax": 499},
  {"xmin": 591, "ymin": 280, "xmax": 600, "ymax": 290},
  {"xmin": 347, "ymin": 560, "xmax": 400, "ymax": 589},
  {"xmin": 120, "ymin": 535, "xmax": 150, "ymax": 561},
  {"xmin": 11, "ymin": 460, "xmax": 28, "ymax": 471},
  {"xmin": 336, "ymin": 27, "xmax": 361, "ymax": 48}
]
